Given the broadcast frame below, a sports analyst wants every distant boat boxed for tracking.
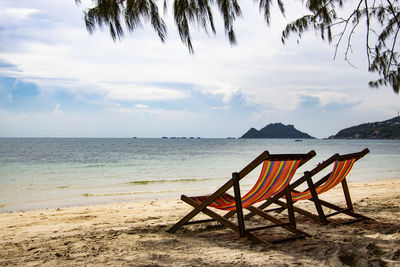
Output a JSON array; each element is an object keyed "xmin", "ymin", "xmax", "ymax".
[
  {"xmin": 132, "ymin": 137, "xmax": 137, "ymax": 139},
  {"xmin": 294, "ymin": 139, "xmax": 303, "ymax": 142},
  {"xmin": 162, "ymin": 137, "xmax": 168, "ymax": 139}
]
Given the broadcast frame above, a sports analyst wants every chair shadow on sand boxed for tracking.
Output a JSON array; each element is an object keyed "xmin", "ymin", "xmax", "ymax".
[{"xmin": 158, "ymin": 206, "xmax": 399, "ymax": 266}]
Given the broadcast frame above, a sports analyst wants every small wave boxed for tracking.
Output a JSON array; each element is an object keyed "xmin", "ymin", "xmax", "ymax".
[
  {"xmin": 125, "ymin": 178, "xmax": 213, "ymax": 185},
  {"xmin": 22, "ymin": 185, "xmax": 71, "ymax": 191},
  {"xmin": 82, "ymin": 190, "xmax": 177, "ymax": 197},
  {"xmin": 80, "ymin": 164, "xmax": 106, "ymax": 168},
  {"xmin": 56, "ymin": 186, "xmax": 69, "ymax": 189},
  {"xmin": 385, "ymin": 169, "xmax": 400, "ymax": 173},
  {"xmin": 81, "ymin": 186, "xmax": 215, "ymax": 198}
]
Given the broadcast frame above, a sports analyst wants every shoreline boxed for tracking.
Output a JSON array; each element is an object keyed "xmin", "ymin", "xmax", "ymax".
[
  {"xmin": 1, "ymin": 178, "xmax": 399, "ymax": 266},
  {"xmin": 1, "ymin": 177, "xmax": 398, "ymax": 214}
]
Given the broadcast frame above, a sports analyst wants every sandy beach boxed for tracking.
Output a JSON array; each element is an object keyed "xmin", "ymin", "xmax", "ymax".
[{"xmin": 0, "ymin": 178, "xmax": 399, "ymax": 266}]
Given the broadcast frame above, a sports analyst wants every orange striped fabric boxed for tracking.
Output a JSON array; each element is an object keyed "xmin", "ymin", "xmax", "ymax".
[
  {"xmin": 189, "ymin": 159, "xmax": 301, "ymax": 211},
  {"xmin": 291, "ymin": 158, "xmax": 356, "ymax": 201}
]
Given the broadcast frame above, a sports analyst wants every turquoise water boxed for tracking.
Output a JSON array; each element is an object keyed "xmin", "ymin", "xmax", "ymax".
[{"xmin": 0, "ymin": 138, "xmax": 399, "ymax": 212}]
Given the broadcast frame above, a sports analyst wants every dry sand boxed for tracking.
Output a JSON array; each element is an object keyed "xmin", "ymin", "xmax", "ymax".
[{"xmin": 0, "ymin": 179, "xmax": 399, "ymax": 266}]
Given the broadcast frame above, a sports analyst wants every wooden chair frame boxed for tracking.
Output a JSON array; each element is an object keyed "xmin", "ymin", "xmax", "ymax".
[
  {"xmin": 167, "ymin": 150, "xmax": 316, "ymax": 243},
  {"xmin": 246, "ymin": 148, "xmax": 370, "ymax": 225}
]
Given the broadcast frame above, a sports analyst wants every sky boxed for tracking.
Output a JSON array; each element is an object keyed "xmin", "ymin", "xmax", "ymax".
[{"xmin": 0, "ymin": 0, "xmax": 399, "ymax": 138}]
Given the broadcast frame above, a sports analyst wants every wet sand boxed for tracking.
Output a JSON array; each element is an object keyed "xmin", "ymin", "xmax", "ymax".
[{"xmin": 0, "ymin": 179, "xmax": 399, "ymax": 266}]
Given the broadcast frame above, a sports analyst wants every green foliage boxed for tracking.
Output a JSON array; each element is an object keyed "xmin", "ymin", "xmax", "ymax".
[
  {"xmin": 75, "ymin": 0, "xmax": 282, "ymax": 52},
  {"xmin": 332, "ymin": 116, "xmax": 400, "ymax": 139},
  {"xmin": 75, "ymin": 0, "xmax": 400, "ymax": 93},
  {"xmin": 281, "ymin": 0, "xmax": 400, "ymax": 93},
  {"xmin": 76, "ymin": 0, "xmax": 167, "ymax": 42}
]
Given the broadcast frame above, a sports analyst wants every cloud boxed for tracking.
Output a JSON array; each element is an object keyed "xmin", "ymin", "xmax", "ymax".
[
  {"xmin": 53, "ymin": 103, "xmax": 61, "ymax": 113},
  {"xmin": 134, "ymin": 104, "xmax": 150, "ymax": 109},
  {"xmin": 0, "ymin": 0, "xmax": 363, "ymax": 111},
  {"xmin": 0, "ymin": 8, "xmax": 40, "ymax": 24},
  {"xmin": 104, "ymin": 84, "xmax": 190, "ymax": 102},
  {"xmin": 212, "ymin": 105, "xmax": 230, "ymax": 110},
  {"xmin": 0, "ymin": 0, "xmax": 399, "ymax": 138},
  {"xmin": 297, "ymin": 92, "xmax": 362, "ymax": 109},
  {"xmin": 0, "ymin": 59, "xmax": 20, "ymax": 72}
]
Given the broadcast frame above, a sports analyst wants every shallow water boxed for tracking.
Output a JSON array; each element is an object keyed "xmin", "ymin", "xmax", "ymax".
[{"xmin": 0, "ymin": 138, "xmax": 399, "ymax": 212}]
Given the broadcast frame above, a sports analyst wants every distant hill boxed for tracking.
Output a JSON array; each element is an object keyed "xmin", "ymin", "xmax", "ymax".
[
  {"xmin": 241, "ymin": 123, "xmax": 314, "ymax": 139},
  {"xmin": 330, "ymin": 117, "xmax": 400, "ymax": 139}
]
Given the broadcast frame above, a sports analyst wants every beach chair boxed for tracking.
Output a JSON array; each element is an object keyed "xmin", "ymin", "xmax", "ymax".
[
  {"xmin": 247, "ymin": 148, "xmax": 370, "ymax": 224},
  {"xmin": 167, "ymin": 150, "xmax": 316, "ymax": 243}
]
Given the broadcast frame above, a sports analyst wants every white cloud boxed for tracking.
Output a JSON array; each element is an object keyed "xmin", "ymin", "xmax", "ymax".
[
  {"xmin": 53, "ymin": 103, "xmax": 62, "ymax": 113},
  {"xmin": 198, "ymin": 84, "xmax": 240, "ymax": 103},
  {"xmin": 0, "ymin": 8, "xmax": 40, "ymax": 24},
  {"xmin": 105, "ymin": 84, "xmax": 190, "ymax": 101},
  {"xmin": 1, "ymin": 0, "xmax": 399, "ymax": 138},
  {"xmin": 0, "ymin": 0, "xmax": 362, "ymax": 109},
  {"xmin": 134, "ymin": 104, "xmax": 150, "ymax": 109},
  {"xmin": 212, "ymin": 105, "xmax": 230, "ymax": 110},
  {"xmin": 298, "ymin": 91, "xmax": 362, "ymax": 107}
]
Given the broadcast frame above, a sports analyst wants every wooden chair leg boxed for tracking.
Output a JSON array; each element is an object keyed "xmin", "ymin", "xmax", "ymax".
[
  {"xmin": 305, "ymin": 171, "xmax": 328, "ymax": 224},
  {"xmin": 317, "ymin": 198, "xmax": 371, "ymax": 221},
  {"xmin": 180, "ymin": 195, "xmax": 240, "ymax": 234},
  {"xmin": 284, "ymin": 185, "xmax": 296, "ymax": 228},
  {"xmin": 179, "ymin": 195, "xmax": 264, "ymax": 243},
  {"xmin": 167, "ymin": 178, "xmax": 235, "ymax": 233},
  {"xmin": 232, "ymin": 172, "xmax": 246, "ymax": 237},
  {"xmin": 341, "ymin": 178, "xmax": 354, "ymax": 211},
  {"xmin": 246, "ymin": 206, "xmax": 311, "ymax": 238},
  {"xmin": 275, "ymin": 199, "xmax": 321, "ymax": 222}
]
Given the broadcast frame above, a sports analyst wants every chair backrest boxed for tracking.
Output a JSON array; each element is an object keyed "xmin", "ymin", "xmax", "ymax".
[
  {"xmin": 190, "ymin": 151, "xmax": 315, "ymax": 211},
  {"xmin": 314, "ymin": 158, "xmax": 356, "ymax": 194},
  {"xmin": 290, "ymin": 149, "xmax": 369, "ymax": 201},
  {"xmin": 240, "ymin": 159, "xmax": 302, "ymax": 208},
  {"xmin": 216, "ymin": 159, "xmax": 303, "ymax": 210}
]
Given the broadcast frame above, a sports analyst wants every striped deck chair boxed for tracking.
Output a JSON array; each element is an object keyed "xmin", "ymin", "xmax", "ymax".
[
  {"xmin": 167, "ymin": 150, "xmax": 316, "ymax": 244},
  {"xmin": 247, "ymin": 149, "xmax": 370, "ymax": 224}
]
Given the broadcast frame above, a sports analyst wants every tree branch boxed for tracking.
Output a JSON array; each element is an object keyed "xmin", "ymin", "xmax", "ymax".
[{"xmin": 364, "ymin": 0, "xmax": 371, "ymax": 68}]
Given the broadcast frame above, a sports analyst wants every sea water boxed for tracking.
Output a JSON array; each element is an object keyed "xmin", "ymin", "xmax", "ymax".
[{"xmin": 0, "ymin": 138, "xmax": 399, "ymax": 212}]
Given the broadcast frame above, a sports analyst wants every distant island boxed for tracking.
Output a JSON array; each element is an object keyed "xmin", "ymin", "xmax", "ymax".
[
  {"xmin": 330, "ymin": 116, "xmax": 400, "ymax": 139},
  {"xmin": 241, "ymin": 123, "xmax": 314, "ymax": 139}
]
